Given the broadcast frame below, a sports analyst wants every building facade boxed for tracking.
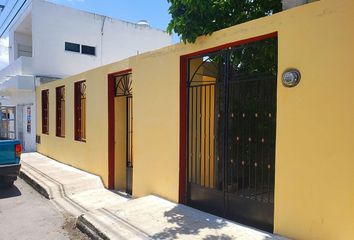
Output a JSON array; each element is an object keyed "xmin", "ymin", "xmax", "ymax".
[
  {"xmin": 35, "ymin": 0, "xmax": 354, "ymax": 239},
  {"xmin": 0, "ymin": 0, "xmax": 172, "ymax": 151}
]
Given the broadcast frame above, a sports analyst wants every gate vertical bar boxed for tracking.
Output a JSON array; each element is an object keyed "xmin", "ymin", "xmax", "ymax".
[{"xmin": 223, "ymin": 50, "xmax": 229, "ymax": 215}]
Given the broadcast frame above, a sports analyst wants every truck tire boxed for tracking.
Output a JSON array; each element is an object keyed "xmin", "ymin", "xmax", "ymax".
[
  {"xmin": 0, "ymin": 177, "xmax": 15, "ymax": 187},
  {"xmin": 4, "ymin": 179, "xmax": 14, "ymax": 187}
]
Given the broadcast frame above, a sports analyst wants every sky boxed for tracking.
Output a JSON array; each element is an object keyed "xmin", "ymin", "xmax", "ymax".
[
  {"xmin": 48, "ymin": 0, "xmax": 178, "ymax": 40},
  {"xmin": 0, "ymin": 36, "xmax": 8, "ymax": 69},
  {"xmin": 0, "ymin": 0, "xmax": 179, "ymax": 70}
]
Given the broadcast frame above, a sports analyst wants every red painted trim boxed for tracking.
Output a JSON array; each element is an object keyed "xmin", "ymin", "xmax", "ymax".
[
  {"xmin": 74, "ymin": 80, "xmax": 86, "ymax": 142},
  {"xmin": 56, "ymin": 86, "xmax": 60, "ymax": 137},
  {"xmin": 74, "ymin": 83, "xmax": 77, "ymax": 140},
  {"xmin": 108, "ymin": 74, "xmax": 115, "ymax": 189},
  {"xmin": 56, "ymin": 85, "xmax": 65, "ymax": 138},
  {"xmin": 108, "ymin": 69, "xmax": 132, "ymax": 77},
  {"xmin": 179, "ymin": 56, "xmax": 188, "ymax": 204},
  {"xmin": 178, "ymin": 32, "xmax": 278, "ymax": 204},
  {"xmin": 41, "ymin": 89, "xmax": 49, "ymax": 134},
  {"xmin": 107, "ymin": 68, "xmax": 132, "ymax": 189},
  {"xmin": 182, "ymin": 32, "xmax": 277, "ymax": 58}
]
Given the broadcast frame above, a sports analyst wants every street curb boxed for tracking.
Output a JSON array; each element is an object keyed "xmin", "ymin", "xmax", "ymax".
[
  {"xmin": 19, "ymin": 169, "xmax": 52, "ymax": 199},
  {"xmin": 76, "ymin": 214, "xmax": 109, "ymax": 240},
  {"xmin": 20, "ymin": 168, "xmax": 96, "ymax": 239},
  {"xmin": 19, "ymin": 161, "xmax": 109, "ymax": 239}
]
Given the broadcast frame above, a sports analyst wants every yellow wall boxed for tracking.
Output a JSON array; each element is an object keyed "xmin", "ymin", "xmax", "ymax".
[
  {"xmin": 114, "ymin": 97, "xmax": 127, "ymax": 190},
  {"xmin": 36, "ymin": 59, "xmax": 130, "ymax": 186},
  {"xmin": 36, "ymin": 0, "xmax": 354, "ymax": 239}
]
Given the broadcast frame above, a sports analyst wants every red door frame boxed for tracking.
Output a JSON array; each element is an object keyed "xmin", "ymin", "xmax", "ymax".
[
  {"xmin": 178, "ymin": 32, "xmax": 278, "ymax": 203},
  {"xmin": 108, "ymin": 68, "xmax": 132, "ymax": 189}
]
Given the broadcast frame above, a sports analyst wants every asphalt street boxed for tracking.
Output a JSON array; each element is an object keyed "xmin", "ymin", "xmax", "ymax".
[{"xmin": 0, "ymin": 178, "xmax": 88, "ymax": 240}]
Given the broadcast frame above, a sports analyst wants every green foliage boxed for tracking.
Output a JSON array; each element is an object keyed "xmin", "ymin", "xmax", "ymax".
[
  {"xmin": 229, "ymin": 37, "xmax": 278, "ymax": 77},
  {"xmin": 167, "ymin": 0, "xmax": 282, "ymax": 43}
]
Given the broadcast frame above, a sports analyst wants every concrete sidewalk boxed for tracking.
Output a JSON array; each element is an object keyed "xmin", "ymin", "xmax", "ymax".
[{"xmin": 20, "ymin": 153, "xmax": 287, "ymax": 240}]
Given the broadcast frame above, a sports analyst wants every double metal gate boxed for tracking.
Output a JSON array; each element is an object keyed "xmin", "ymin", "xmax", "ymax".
[{"xmin": 186, "ymin": 37, "xmax": 277, "ymax": 232}]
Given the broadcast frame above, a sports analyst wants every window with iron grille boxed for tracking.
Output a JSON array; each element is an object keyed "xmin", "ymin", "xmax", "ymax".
[
  {"xmin": 41, "ymin": 90, "xmax": 49, "ymax": 134},
  {"xmin": 74, "ymin": 81, "xmax": 86, "ymax": 142},
  {"xmin": 56, "ymin": 86, "xmax": 65, "ymax": 137}
]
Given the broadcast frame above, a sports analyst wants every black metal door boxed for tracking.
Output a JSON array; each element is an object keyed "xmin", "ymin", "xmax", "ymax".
[
  {"xmin": 186, "ymin": 37, "xmax": 277, "ymax": 232},
  {"xmin": 115, "ymin": 73, "xmax": 133, "ymax": 195}
]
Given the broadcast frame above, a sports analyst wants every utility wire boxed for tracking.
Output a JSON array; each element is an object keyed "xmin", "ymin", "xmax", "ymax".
[
  {"xmin": 0, "ymin": 0, "xmax": 20, "ymax": 34},
  {"xmin": 0, "ymin": 0, "xmax": 28, "ymax": 38}
]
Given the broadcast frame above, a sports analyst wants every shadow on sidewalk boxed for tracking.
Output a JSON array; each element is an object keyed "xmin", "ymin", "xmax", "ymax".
[
  {"xmin": 150, "ymin": 204, "xmax": 274, "ymax": 240},
  {"xmin": 150, "ymin": 205, "xmax": 231, "ymax": 239}
]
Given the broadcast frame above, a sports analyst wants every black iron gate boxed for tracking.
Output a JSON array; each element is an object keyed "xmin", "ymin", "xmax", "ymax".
[
  {"xmin": 115, "ymin": 73, "xmax": 133, "ymax": 195},
  {"xmin": 186, "ymin": 37, "xmax": 277, "ymax": 232}
]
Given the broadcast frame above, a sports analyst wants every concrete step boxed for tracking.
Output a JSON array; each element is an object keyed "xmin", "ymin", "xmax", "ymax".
[
  {"xmin": 20, "ymin": 153, "xmax": 129, "ymax": 217},
  {"xmin": 21, "ymin": 153, "xmax": 104, "ymax": 196},
  {"xmin": 77, "ymin": 210, "xmax": 150, "ymax": 240},
  {"xmin": 20, "ymin": 162, "xmax": 63, "ymax": 199}
]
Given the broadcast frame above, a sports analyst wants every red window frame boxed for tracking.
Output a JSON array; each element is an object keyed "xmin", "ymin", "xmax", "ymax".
[
  {"xmin": 74, "ymin": 80, "xmax": 86, "ymax": 142},
  {"xmin": 56, "ymin": 86, "xmax": 65, "ymax": 137},
  {"xmin": 41, "ymin": 89, "xmax": 49, "ymax": 134}
]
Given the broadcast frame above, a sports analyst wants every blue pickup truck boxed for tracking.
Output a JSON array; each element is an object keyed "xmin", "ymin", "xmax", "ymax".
[{"xmin": 0, "ymin": 140, "xmax": 21, "ymax": 187}]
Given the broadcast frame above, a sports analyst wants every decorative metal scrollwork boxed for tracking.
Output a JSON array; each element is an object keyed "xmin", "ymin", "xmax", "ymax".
[
  {"xmin": 80, "ymin": 82, "xmax": 86, "ymax": 99},
  {"xmin": 115, "ymin": 73, "xmax": 132, "ymax": 97},
  {"xmin": 188, "ymin": 55, "xmax": 219, "ymax": 86}
]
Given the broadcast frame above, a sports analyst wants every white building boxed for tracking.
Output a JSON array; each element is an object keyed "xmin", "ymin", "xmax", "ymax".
[{"xmin": 0, "ymin": 0, "xmax": 172, "ymax": 152}]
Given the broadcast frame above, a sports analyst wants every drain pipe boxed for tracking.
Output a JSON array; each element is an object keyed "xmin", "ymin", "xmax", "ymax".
[{"xmin": 100, "ymin": 16, "xmax": 106, "ymax": 66}]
